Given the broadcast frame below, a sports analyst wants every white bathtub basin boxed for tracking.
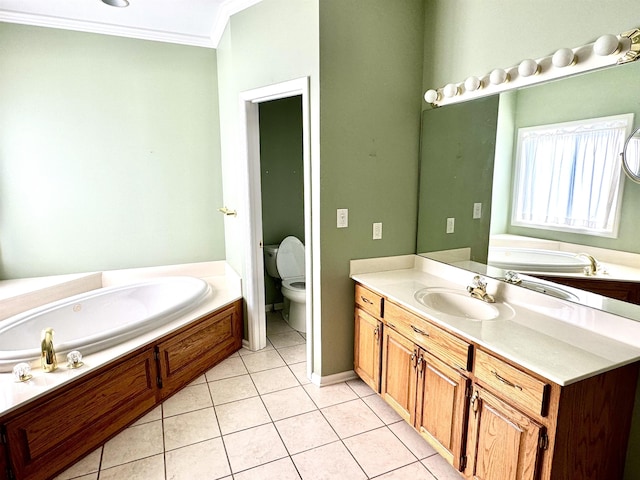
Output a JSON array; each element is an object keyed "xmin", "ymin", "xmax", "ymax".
[
  {"xmin": 0, "ymin": 276, "xmax": 210, "ymax": 372},
  {"xmin": 488, "ymin": 247, "xmax": 590, "ymax": 273}
]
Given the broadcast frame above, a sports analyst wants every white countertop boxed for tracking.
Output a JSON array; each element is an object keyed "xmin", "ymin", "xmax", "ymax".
[
  {"xmin": 0, "ymin": 261, "xmax": 242, "ymax": 417},
  {"xmin": 351, "ymin": 255, "xmax": 640, "ymax": 387}
]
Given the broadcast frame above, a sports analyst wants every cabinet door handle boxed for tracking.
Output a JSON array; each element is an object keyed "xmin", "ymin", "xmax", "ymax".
[
  {"xmin": 410, "ymin": 350, "xmax": 418, "ymax": 368},
  {"xmin": 374, "ymin": 326, "xmax": 379, "ymax": 343},
  {"xmin": 360, "ymin": 295, "xmax": 374, "ymax": 305},
  {"xmin": 471, "ymin": 390, "xmax": 479, "ymax": 416},
  {"xmin": 411, "ymin": 325, "xmax": 429, "ymax": 336},
  {"xmin": 417, "ymin": 355, "xmax": 424, "ymax": 375},
  {"xmin": 491, "ymin": 370, "xmax": 523, "ymax": 391}
]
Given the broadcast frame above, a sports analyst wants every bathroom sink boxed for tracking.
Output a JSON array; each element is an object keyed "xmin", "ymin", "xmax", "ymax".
[{"xmin": 414, "ymin": 288, "xmax": 505, "ymax": 320}]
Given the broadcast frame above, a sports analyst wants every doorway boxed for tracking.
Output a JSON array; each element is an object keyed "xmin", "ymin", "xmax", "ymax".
[{"xmin": 239, "ymin": 78, "xmax": 312, "ymax": 380}]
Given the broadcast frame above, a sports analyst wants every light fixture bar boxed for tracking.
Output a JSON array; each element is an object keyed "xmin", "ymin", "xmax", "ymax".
[{"xmin": 424, "ymin": 27, "xmax": 639, "ymax": 107}]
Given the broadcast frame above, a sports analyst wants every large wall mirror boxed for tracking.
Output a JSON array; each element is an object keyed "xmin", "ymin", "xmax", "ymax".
[{"xmin": 417, "ymin": 58, "xmax": 640, "ymax": 318}]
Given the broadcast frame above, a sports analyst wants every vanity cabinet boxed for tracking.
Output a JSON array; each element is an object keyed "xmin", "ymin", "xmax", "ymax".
[
  {"xmin": 354, "ymin": 284, "xmax": 384, "ymax": 392},
  {"xmin": 0, "ymin": 300, "xmax": 243, "ymax": 480},
  {"xmin": 380, "ymin": 299, "xmax": 473, "ymax": 469},
  {"xmin": 353, "ymin": 281, "xmax": 640, "ymax": 480}
]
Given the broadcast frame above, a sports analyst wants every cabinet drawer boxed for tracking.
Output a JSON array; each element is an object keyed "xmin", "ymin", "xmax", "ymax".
[
  {"xmin": 474, "ymin": 349, "xmax": 549, "ymax": 417},
  {"xmin": 355, "ymin": 284, "xmax": 383, "ymax": 318},
  {"xmin": 385, "ymin": 301, "xmax": 472, "ymax": 372}
]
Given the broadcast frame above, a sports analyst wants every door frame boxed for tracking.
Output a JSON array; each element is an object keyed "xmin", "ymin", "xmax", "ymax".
[{"xmin": 238, "ymin": 77, "xmax": 313, "ymax": 376}]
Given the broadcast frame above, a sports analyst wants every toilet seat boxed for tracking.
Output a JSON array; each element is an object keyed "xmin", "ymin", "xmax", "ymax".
[
  {"xmin": 276, "ymin": 236, "xmax": 305, "ymax": 280},
  {"xmin": 282, "ymin": 276, "xmax": 305, "ymax": 290}
]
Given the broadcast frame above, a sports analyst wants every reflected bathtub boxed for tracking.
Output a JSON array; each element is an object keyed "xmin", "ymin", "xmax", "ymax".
[
  {"xmin": 0, "ymin": 276, "xmax": 210, "ymax": 372},
  {"xmin": 488, "ymin": 247, "xmax": 590, "ymax": 274}
]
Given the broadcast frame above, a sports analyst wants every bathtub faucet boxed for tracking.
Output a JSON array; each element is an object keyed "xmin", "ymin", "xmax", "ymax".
[
  {"xmin": 467, "ymin": 275, "xmax": 495, "ymax": 303},
  {"xmin": 577, "ymin": 253, "xmax": 599, "ymax": 276},
  {"xmin": 41, "ymin": 327, "xmax": 57, "ymax": 372}
]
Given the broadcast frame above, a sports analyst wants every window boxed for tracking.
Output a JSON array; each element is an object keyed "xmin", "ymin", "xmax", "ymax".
[{"xmin": 511, "ymin": 114, "xmax": 633, "ymax": 238}]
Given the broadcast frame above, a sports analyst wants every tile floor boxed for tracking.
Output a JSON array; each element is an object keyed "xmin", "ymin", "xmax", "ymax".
[{"xmin": 55, "ymin": 311, "xmax": 462, "ymax": 480}]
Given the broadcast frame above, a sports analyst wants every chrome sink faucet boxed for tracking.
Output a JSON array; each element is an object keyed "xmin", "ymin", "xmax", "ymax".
[{"xmin": 467, "ymin": 275, "xmax": 495, "ymax": 303}]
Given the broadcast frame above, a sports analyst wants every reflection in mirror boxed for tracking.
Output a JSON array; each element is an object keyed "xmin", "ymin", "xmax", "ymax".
[
  {"xmin": 417, "ymin": 58, "xmax": 640, "ymax": 316},
  {"xmin": 622, "ymin": 126, "xmax": 640, "ymax": 183}
]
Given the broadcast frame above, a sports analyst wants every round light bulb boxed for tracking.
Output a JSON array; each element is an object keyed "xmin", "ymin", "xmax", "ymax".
[
  {"xmin": 443, "ymin": 83, "xmax": 459, "ymax": 98},
  {"xmin": 594, "ymin": 34, "xmax": 620, "ymax": 56},
  {"xmin": 464, "ymin": 76, "xmax": 482, "ymax": 92},
  {"xmin": 552, "ymin": 48, "xmax": 575, "ymax": 68},
  {"xmin": 424, "ymin": 89, "xmax": 440, "ymax": 104},
  {"xmin": 489, "ymin": 68, "xmax": 509, "ymax": 85},
  {"xmin": 518, "ymin": 59, "xmax": 539, "ymax": 77}
]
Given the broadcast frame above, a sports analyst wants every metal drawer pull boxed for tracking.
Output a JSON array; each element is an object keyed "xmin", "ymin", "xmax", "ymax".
[
  {"xmin": 411, "ymin": 325, "xmax": 429, "ymax": 336},
  {"xmin": 360, "ymin": 295, "xmax": 374, "ymax": 305},
  {"xmin": 491, "ymin": 370, "xmax": 523, "ymax": 391},
  {"xmin": 387, "ymin": 322, "xmax": 397, "ymax": 330}
]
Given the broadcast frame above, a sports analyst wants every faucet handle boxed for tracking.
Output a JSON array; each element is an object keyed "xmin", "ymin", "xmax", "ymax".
[{"xmin": 472, "ymin": 275, "xmax": 487, "ymax": 289}]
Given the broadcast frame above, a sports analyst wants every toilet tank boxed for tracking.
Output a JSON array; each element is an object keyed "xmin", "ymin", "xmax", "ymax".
[{"xmin": 263, "ymin": 244, "xmax": 280, "ymax": 278}]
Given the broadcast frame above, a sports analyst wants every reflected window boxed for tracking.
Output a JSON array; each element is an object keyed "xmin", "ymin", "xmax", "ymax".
[{"xmin": 511, "ymin": 113, "xmax": 633, "ymax": 237}]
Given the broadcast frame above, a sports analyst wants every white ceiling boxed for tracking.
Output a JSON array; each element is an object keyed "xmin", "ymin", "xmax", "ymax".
[{"xmin": 0, "ymin": 0, "xmax": 262, "ymax": 48}]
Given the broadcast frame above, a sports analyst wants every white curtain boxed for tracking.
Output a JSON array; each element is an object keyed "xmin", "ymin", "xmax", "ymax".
[{"xmin": 513, "ymin": 117, "xmax": 629, "ymax": 235}]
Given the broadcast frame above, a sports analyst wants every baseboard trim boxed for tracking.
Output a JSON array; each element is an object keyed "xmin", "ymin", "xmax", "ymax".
[
  {"xmin": 311, "ymin": 370, "xmax": 358, "ymax": 387},
  {"xmin": 265, "ymin": 303, "xmax": 284, "ymax": 312}
]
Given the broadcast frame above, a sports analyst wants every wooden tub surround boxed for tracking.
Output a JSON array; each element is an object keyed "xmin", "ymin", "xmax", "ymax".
[
  {"xmin": 352, "ymin": 253, "xmax": 640, "ymax": 480},
  {"xmin": 0, "ymin": 300, "xmax": 243, "ymax": 480}
]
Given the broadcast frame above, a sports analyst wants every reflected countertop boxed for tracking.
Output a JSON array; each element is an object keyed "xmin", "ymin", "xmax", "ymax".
[{"xmin": 351, "ymin": 255, "xmax": 640, "ymax": 387}]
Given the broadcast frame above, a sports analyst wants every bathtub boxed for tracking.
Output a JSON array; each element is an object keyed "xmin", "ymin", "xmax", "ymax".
[
  {"xmin": 0, "ymin": 276, "xmax": 210, "ymax": 372},
  {"xmin": 488, "ymin": 247, "xmax": 590, "ymax": 273}
]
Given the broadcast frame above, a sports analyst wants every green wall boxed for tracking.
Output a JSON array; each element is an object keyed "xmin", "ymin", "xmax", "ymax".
[
  {"xmin": 319, "ymin": 0, "xmax": 425, "ymax": 375},
  {"xmin": 0, "ymin": 24, "xmax": 224, "ymax": 279},
  {"xmin": 259, "ymin": 96, "xmax": 304, "ymax": 305}
]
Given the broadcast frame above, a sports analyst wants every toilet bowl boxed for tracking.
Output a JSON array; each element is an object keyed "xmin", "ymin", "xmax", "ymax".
[{"xmin": 263, "ymin": 236, "xmax": 306, "ymax": 332}]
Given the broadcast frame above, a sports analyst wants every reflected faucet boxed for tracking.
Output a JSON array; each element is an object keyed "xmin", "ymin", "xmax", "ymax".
[
  {"xmin": 41, "ymin": 327, "xmax": 57, "ymax": 372},
  {"xmin": 467, "ymin": 275, "xmax": 495, "ymax": 303},
  {"xmin": 577, "ymin": 253, "xmax": 599, "ymax": 276},
  {"xmin": 504, "ymin": 271, "xmax": 522, "ymax": 285}
]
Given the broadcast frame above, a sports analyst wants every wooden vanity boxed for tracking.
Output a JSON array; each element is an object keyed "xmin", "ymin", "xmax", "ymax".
[
  {"xmin": 354, "ymin": 282, "xmax": 639, "ymax": 480},
  {"xmin": 0, "ymin": 300, "xmax": 242, "ymax": 480}
]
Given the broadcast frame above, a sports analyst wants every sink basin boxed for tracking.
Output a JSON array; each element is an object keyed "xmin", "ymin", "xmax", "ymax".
[{"xmin": 414, "ymin": 288, "xmax": 505, "ymax": 320}]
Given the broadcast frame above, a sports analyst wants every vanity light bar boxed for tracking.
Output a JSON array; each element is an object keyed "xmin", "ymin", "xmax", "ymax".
[{"xmin": 424, "ymin": 27, "xmax": 640, "ymax": 107}]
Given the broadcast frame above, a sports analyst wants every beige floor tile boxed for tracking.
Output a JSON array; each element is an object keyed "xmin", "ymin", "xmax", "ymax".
[
  {"xmin": 277, "ymin": 343, "xmax": 307, "ymax": 364},
  {"xmin": 162, "ymin": 383, "xmax": 213, "ymax": 418},
  {"xmin": 292, "ymin": 441, "xmax": 367, "ymax": 480},
  {"xmin": 267, "ymin": 314, "xmax": 294, "ymax": 336},
  {"xmin": 362, "ymin": 393, "xmax": 403, "ymax": 424},
  {"xmin": 422, "ymin": 453, "xmax": 463, "ymax": 479},
  {"xmin": 163, "ymin": 407, "xmax": 220, "ymax": 451},
  {"xmin": 251, "ymin": 366, "xmax": 300, "ymax": 394},
  {"xmin": 215, "ymin": 396, "xmax": 271, "ymax": 434},
  {"xmin": 165, "ymin": 437, "xmax": 231, "ymax": 480},
  {"xmin": 131, "ymin": 406, "xmax": 162, "ymax": 426},
  {"xmin": 205, "ymin": 355, "xmax": 248, "ymax": 381},
  {"xmin": 346, "ymin": 378, "xmax": 377, "ymax": 398},
  {"xmin": 208, "ymin": 374, "xmax": 258, "ymax": 405},
  {"xmin": 343, "ymin": 427, "xmax": 416, "ymax": 477},
  {"xmin": 375, "ymin": 461, "xmax": 437, "ymax": 479},
  {"xmin": 303, "ymin": 382, "xmax": 358, "ymax": 409},
  {"xmin": 241, "ymin": 349, "xmax": 286, "ymax": 372},
  {"xmin": 238, "ymin": 340, "xmax": 275, "ymax": 356},
  {"xmin": 388, "ymin": 420, "xmax": 438, "ymax": 460},
  {"xmin": 101, "ymin": 421, "xmax": 163, "ymax": 469},
  {"xmin": 187, "ymin": 374, "xmax": 206, "ymax": 385},
  {"xmin": 268, "ymin": 330, "xmax": 306, "ymax": 349},
  {"xmin": 53, "ymin": 447, "xmax": 102, "ymax": 480},
  {"xmin": 63, "ymin": 474, "xmax": 97, "ymax": 480},
  {"xmin": 275, "ymin": 410, "xmax": 339, "ymax": 455},
  {"xmin": 321, "ymin": 399, "xmax": 384, "ymax": 438},
  {"xmin": 288, "ymin": 361, "xmax": 311, "ymax": 385},
  {"xmin": 223, "ymin": 423, "xmax": 288, "ymax": 473},
  {"xmin": 99, "ymin": 455, "xmax": 164, "ymax": 480},
  {"xmin": 262, "ymin": 386, "xmax": 317, "ymax": 421},
  {"xmin": 233, "ymin": 457, "xmax": 301, "ymax": 480}
]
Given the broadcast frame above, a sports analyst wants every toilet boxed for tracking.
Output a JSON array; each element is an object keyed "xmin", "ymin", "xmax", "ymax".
[{"xmin": 263, "ymin": 236, "xmax": 306, "ymax": 332}]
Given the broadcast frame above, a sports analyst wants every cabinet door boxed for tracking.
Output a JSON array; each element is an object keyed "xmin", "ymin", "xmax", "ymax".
[
  {"xmin": 354, "ymin": 308, "xmax": 382, "ymax": 392},
  {"xmin": 0, "ymin": 431, "xmax": 7, "ymax": 480},
  {"xmin": 465, "ymin": 386, "xmax": 544, "ymax": 480},
  {"xmin": 381, "ymin": 326, "xmax": 418, "ymax": 423},
  {"xmin": 415, "ymin": 351, "xmax": 470, "ymax": 470},
  {"xmin": 157, "ymin": 301, "xmax": 242, "ymax": 399}
]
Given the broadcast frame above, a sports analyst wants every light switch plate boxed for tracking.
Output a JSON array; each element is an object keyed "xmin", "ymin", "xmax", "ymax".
[
  {"xmin": 473, "ymin": 202, "xmax": 482, "ymax": 219},
  {"xmin": 446, "ymin": 217, "xmax": 455, "ymax": 233},
  {"xmin": 373, "ymin": 222, "xmax": 382, "ymax": 240},
  {"xmin": 337, "ymin": 208, "xmax": 348, "ymax": 228}
]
